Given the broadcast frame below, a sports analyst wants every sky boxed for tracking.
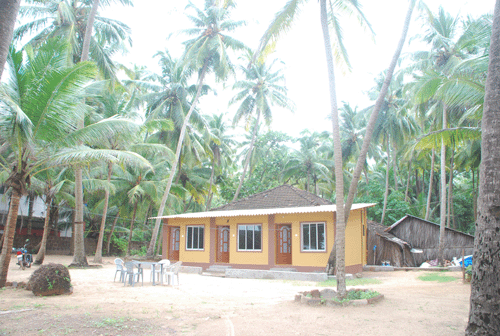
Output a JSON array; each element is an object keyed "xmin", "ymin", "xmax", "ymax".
[{"xmin": 102, "ymin": 0, "xmax": 495, "ymax": 138}]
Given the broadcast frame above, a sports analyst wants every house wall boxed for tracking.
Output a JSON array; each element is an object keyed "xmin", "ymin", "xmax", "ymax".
[{"xmin": 162, "ymin": 208, "xmax": 367, "ymax": 273}]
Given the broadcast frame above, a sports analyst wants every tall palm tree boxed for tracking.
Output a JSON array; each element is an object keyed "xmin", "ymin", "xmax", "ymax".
[
  {"xmin": 0, "ymin": 0, "xmax": 21, "ymax": 79},
  {"xmin": 147, "ymin": 0, "xmax": 247, "ymax": 257},
  {"xmin": 0, "ymin": 40, "xmax": 96, "ymax": 287},
  {"xmin": 466, "ymin": 1, "xmax": 500, "ymax": 333},
  {"xmin": 231, "ymin": 58, "xmax": 295, "ymax": 201}
]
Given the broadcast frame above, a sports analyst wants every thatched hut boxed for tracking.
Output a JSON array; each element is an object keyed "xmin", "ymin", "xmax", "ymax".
[{"xmin": 385, "ymin": 215, "xmax": 474, "ymax": 266}]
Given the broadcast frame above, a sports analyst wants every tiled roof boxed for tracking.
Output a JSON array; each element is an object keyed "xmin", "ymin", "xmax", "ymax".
[{"xmin": 211, "ymin": 184, "xmax": 333, "ymax": 211}]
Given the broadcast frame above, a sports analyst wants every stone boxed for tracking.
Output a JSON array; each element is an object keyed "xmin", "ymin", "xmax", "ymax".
[
  {"xmin": 310, "ymin": 289, "xmax": 321, "ymax": 298},
  {"xmin": 320, "ymin": 288, "xmax": 337, "ymax": 299},
  {"xmin": 355, "ymin": 273, "xmax": 363, "ymax": 278}
]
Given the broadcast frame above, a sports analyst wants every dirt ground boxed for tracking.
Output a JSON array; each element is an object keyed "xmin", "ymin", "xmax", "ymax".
[{"xmin": 0, "ymin": 255, "xmax": 470, "ymax": 336}]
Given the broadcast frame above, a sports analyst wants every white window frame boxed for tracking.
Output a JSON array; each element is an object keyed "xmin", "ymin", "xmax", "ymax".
[
  {"xmin": 237, "ymin": 224, "xmax": 262, "ymax": 251},
  {"xmin": 301, "ymin": 222, "xmax": 326, "ymax": 252},
  {"xmin": 186, "ymin": 225, "xmax": 204, "ymax": 251}
]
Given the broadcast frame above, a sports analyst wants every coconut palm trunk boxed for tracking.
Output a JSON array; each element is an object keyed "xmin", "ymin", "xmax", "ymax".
[
  {"xmin": 233, "ymin": 110, "xmax": 261, "ymax": 202},
  {"xmin": 34, "ymin": 195, "xmax": 53, "ymax": 265},
  {"xmin": 93, "ymin": 162, "xmax": 113, "ymax": 263},
  {"xmin": 320, "ymin": 0, "xmax": 346, "ymax": 298},
  {"xmin": 0, "ymin": 0, "xmax": 21, "ymax": 79},
  {"xmin": 344, "ymin": 0, "xmax": 415, "ymax": 222},
  {"xmin": 0, "ymin": 189, "xmax": 21, "ymax": 287},
  {"xmin": 147, "ymin": 62, "xmax": 208, "ymax": 257},
  {"xmin": 70, "ymin": 0, "xmax": 100, "ymax": 267},
  {"xmin": 106, "ymin": 212, "xmax": 120, "ymax": 255},
  {"xmin": 425, "ymin": 148, "xmax": 436, "ymax": 221},
  {"xmin": 126, "ymin": 203, "xmax": 138, "ymax": 257},
  {"xmin": 466, "ymin": 1, "xmax": 500, "ymax": 332},
  {"xmin": 437, "ymin": 105, "xmax": 447, "ymax": 265},
  {"xmin": 380, "ymin": 139, "xmax": 391, "ymax": 225}
]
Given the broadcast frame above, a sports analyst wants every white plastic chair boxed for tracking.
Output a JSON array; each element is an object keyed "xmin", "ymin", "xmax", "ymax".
[
  {"xmin": 164, "ymin": 261, "xmax": 182, "ymax": 286},
  {"xmin": 151, "ymin": 259, "xmax": 170, "ymax": 283},
  {"xmin": 123, "ymin": 261, "xmax": 144, "ymax": 286},
  {"xmin": 114, "ymin": 258, "xmax": 126, "ymax": 282}
]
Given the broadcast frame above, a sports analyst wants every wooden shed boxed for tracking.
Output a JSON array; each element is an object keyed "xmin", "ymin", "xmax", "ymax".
[{"xmin": 367, "ymin": 215, "xmax": 475, "ymax": 267}]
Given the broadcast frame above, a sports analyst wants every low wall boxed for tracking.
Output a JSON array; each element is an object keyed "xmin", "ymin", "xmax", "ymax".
[
  {"xmin": 12, "ymin": 235, "xmax": 147, "ymax": 256},
  {"xmin": 225, "ymin": 269, "xmax": 328, "ymax": 282}
]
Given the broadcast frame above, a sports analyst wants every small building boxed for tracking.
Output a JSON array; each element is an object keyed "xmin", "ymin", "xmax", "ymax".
[
  {"xmin": 367, "ymin": 215, "xmax": 475, "ymax": 267},
  {"xmin": 160, "ymin": 185, "xmax": 374, "ymax": 273}
]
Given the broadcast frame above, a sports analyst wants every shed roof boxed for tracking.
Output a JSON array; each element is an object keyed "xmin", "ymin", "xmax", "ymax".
[
  {"xmin": 385, "ymin": 215, "xmax": 475, "ymax": 238},
  {"xmin": 211, "ymin": 184, "xmax": 332, "ymax": 211},
  {"xmin": 156, "ymin": 203, "xmax": 376, "ymax": 220}
]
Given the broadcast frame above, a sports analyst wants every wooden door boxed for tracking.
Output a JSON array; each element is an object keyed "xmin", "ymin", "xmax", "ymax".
[
  {"xmin": 217, "ymin": 226, "xmax": 230, "ymax": 263},
  {"xmin": 276, "ymin": 224, "xmax": 292, "ymax": 265},
  {"xmin": 169, "ymin": 227, "xmax": 180, "ymax": 261}
]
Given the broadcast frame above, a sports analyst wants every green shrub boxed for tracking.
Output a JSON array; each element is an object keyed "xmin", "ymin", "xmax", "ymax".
[
  {"xmin": 418, "ymin": 272, "xmax": 457, "ymax": 283},
  {"xmin": 130, "ymin": 245, "xmax": 147, "ymax": 256}
]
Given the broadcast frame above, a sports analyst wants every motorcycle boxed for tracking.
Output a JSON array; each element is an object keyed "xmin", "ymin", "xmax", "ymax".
[{"xmin": 15, "ymin": 240, "xmax": 33, "ymax": 270}]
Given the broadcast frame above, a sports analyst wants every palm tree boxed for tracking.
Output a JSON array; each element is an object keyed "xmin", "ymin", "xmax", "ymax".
[
  {"xmin": 466, "ymin": 1, "xmax": 500, "ymax": 333},
  {"xmin": 0, "ymin": 40, "xmax": 96, "ymax": 287},
  {"xmin": 33, "ymin": 167, "xmax": 72, "ymax": 265},
  {"xmin": 204, "ymin": 113, "xmax": 235, "ymax": 210},
  {"xmin": 231, "ymin": 58, "xmax": 295, "ymax": 201},
  {"xmin": 14, "ymin": 0, "xmax": 133, "ymax": 78},
  {"xmin": 0, "ymin": 0, "xmax": 21, "ymax": 79},
  {"xmin": 282, "ymin": 131, "xmax": 331, "ymax": 194},
  {"xmin": 147, "ymin": 0, "xmax": 247, "ymax": 257}
]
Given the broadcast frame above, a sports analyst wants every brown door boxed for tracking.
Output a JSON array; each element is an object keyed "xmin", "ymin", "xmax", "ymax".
[
  {"xmin": 276, "ymin": 224, "xmax": 292, "ymax": 265},
  {"xmin": 217, "ymin": 226, "xmax": 230, "ymax": 263},
  {"xmin": 169, "ymin": 227, "xmax": 180, "ymax": 261}
]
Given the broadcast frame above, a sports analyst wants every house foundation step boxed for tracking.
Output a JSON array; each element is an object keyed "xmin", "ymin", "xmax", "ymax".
[{"xmin": 202, "ymin": 265, "xmax": 232, "ymax": 277}]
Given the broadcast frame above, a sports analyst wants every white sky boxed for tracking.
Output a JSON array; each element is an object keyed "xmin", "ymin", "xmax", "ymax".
[{"xmin": 102, "ymin": 0, "xmax": 495, "ymax": 137}]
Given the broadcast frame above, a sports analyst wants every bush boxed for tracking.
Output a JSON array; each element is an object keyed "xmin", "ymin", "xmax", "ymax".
[{"xmin": 28, "ymin": 263, "xmax": 72, "ymax": 296}]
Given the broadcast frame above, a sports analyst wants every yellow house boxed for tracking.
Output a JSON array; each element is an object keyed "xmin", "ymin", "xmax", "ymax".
[{"xmin": 160, "ymin": 185, "xmax": 374, "ymax": 273}]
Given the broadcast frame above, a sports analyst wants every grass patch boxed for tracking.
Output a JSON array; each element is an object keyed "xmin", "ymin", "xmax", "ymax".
[
  {"xmin": 418, "ymin": 273, "xmax": 457, "ymax": 283},
  {"xmin": 317, "ymin": 278, "xmax": 382, "ymax": 287}
]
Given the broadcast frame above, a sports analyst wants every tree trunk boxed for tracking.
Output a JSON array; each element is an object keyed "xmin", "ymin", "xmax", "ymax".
[
  {"xmin": 126, "ymin": 203, "xmax": 138, "ymax": 257},
  {"xmin": 447, "ymin": 148, "xmax": 455, "ymax": 228},
  {"xmin": 404, "ymin": 158, "xmax": 412, "ymax": 202},
  {"xmin": 233, "ymin": 110, "xmax": 261, "ymax": 202},
  {"xmin": 0, "ymin": 189, "xmax": 21, "ymax": 287},
  {"xmin": 93, "ymin": 162, "xmax": 113, "ymax": 263},
  {"xmin": 34, "ymin": 196, "xmax": 53, "ymax": 265},
  {"xmin": 70, "ymin": 165, "xmax": 88, "ymax": 266},
  {"xmin": 106, "ymin": 211, "xmax": 119, "ymax": 256},
  {"xmin": 344, "ymin": 0, "xmax": 415, "ymax": 223},
  {"xmin": 425, "ymin": 148, "xmax": 436, "ymax": 221},
  {"xmin": 466, "ymin": 1, "xmax": 500, "ymax": 332},
  {"xmin": 80, "ymin": 0, "xmax": 99, "ymax": 63},
  {"xmin": 381, "ymin": 139, "xmax": 391, "ymax": 225},
  {"xmin": 147, "ymin": 61, "xmax": 209, "ymax": 258},
  {"xmin": 320, "ymin": 0, "xmax": 346, "ymax": 298},
  {"xmin": 70, "ymin": 0, "xmax": 99, "ymax": 267},
  {"xmin": 205, "ymin": 163, "xmax": 215, "ymax": 211},
  {"xmin": 27, "ymin": 193, "xmax": 34, "ymax": 235},
  {"xmin": 0, "ymin": 0, "xmax": 21, "ymax": 80},
  {"xmin": 437, "ymin": 104, "xmax": 447, "ymax": 266}
]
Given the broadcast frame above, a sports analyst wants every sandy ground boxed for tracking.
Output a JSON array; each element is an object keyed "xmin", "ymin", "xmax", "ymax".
[{"xmin": 0, "ymin": 255, "xmax": 471, "ymax": 336}]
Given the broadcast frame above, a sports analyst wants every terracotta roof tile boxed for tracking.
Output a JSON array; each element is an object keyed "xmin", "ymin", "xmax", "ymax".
[{"xmin": 211, "ymin": 185, "xmax": 332, "ymax": 211}]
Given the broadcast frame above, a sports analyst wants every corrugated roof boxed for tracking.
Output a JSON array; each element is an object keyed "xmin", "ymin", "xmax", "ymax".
[{"xmin": 154, "ymin": 203, "xmax": 376, "ymax": 220}]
